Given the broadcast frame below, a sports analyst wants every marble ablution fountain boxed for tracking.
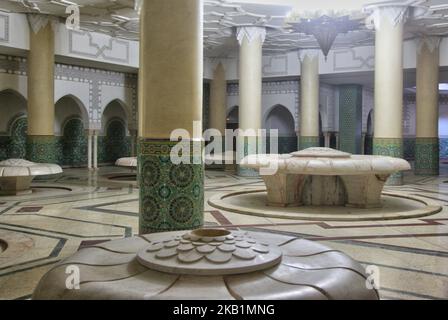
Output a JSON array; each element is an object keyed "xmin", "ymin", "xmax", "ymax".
[
  {"xmin": 0, "ymin": 159, "xmax": 63, "ymax": 195},
  {"xmin": 32, "ymin": 228, "xmax": 379, "ymax": 300},
  {"xmin": 241, "ymin": 148, "xmax": 411, "ymax": 208},
  {"xmin": 208, "ymin": 148, "xmax": 442, "ymax": 221}
]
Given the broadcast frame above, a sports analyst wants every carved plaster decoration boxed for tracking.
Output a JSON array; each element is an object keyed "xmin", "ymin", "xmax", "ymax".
[
  {"xmin": 364, "ymin": 1, "xmax": 427, "ymax": 31},
  {"xmin": 27, "ymin": 13, "xmax": 59, "ymax": 34},
  {"xmin": 417, "ymin": 36, "xmax": 442, "ymax": 54},
  {"xmin": 0, "ymin": 14, "xmax": 9, "ymax": 42},
  {"xmin": 1, "ymin": 0, "xmax": 447, "ymax": 56},
  {"xmin": 298, "ymin": 49, "xmax": 320, "ymax": 63},
  {"xmin": 236, "ymin": 27, "xmax": 267, "ymax": 46}
]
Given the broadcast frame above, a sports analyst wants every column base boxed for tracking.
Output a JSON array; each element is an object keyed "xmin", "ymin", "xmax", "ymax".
[
  {"xmin": 415, "ymin": 138, "xmax": 439, "ymax": 176},
  {"xmin": 373, "ymin": 138, "xmax": 404, "ymax": 186},
  {"xmin": 236, "ymin": 136, "xmax": 260, "ymax": 178},
  {"xmin": 26, "ymin": 136, "xmax": 59, "ymax": 164},
  {"xmin": 138, "ymin": 139, "xmax": 204, "ymax": 234},
  {"xmin": 299, "ymin": 136, "xmax": 319, "ymax": 150}
]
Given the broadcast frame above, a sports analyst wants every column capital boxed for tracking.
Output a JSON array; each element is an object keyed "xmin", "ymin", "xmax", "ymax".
[
  {"xmin": 236, "ymin": 27, "xmax": 266, "ymax": 46},
  {"xmin": 364, "ymin": 1, "xmax": 427, "ymax": 31},
  {"xmin": 213, "ymin": 62, "xmax": 225, "ymax": 77},
  {"xmin": 417, "ymin": 36, "xmax": 442, "ymax": 54},
  {"xmin": 298, "ymin": 49, "xmax": 320, "ymax": 63},
  {"xmin": 27, "ymin": 13, "xmax": 59, "ymax": 34}
]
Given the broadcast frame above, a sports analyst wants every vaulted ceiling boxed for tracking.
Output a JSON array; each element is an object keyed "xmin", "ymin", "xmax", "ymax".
[{"xmin": 1, "ymin": 0, "xmax": 448, "ymax": 57}]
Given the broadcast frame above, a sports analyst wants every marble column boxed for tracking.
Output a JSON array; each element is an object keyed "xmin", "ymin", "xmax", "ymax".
[
  {"xmin": 93, "ymin": 132, "xmax": 98, "ymax": 170},
  {"xmin": 236, "ymin": 27, "xmax": 266, "ymax": 176},
  {"xmin": 369, "ymin": 5, "xmax": 409, "ymax": 185},
  {"xmin": 26, "ymin": 17, "xmax": 57, "ymax": 163},
  {"xmin": 415, "ymin": 37, "xmax": 441, "ymax": 176},
  {"xmin": 324, "ymin": 132, "xmax": 331, "ymax": 148},
  {"xmin": 87, "ymin": 131, "xmax": 93, "ymax": 169},
  {"xmin": 209, "ymin": 63, "xmax": 227, "ymax": 136},
  {"xmin": 299, "ymin": 49, "xmax": 320, "ymax": 150},
  {"xmin": 138, "ymin": 0, "xmax": 203, "ymax": 234}
]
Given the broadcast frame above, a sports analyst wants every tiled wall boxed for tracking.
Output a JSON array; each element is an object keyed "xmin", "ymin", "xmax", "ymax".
[{"xmin": 0, "ymin": 117, "xmax": 131, "ymax": 166}]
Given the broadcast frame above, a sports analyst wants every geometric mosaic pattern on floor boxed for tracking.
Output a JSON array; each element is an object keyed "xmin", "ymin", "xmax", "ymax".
[{"xmin": 1, "ymin": 166, "xmax": 448, "ymax": 300}]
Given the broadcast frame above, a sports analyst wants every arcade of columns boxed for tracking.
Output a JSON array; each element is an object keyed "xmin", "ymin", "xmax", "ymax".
[{"xmin": 22, "ymin": 1, "xmax": 442, "ymax": 233}]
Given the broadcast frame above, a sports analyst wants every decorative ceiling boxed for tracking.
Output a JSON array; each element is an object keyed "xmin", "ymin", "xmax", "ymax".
[{"xmin": 0, "ymin": 0, "xmax": 447, "ymax": 57}]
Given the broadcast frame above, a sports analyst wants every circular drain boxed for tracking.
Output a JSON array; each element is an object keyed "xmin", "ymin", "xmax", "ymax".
[{"xmin": 208, "ymin": 189, "xmax": 442, "ymax": 221}]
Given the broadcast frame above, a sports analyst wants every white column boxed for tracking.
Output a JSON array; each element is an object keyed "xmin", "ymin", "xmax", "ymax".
[
  {"xmin": 299, "ymin": 49, "xmax": 320, "ymax": 150},
  {"xmin": 324, "ymin": 132, "xmax": 331, "ymax": 148},
  {"xmin": 365, "ymin": 3, "xmax": 415, "ymax": 185},
  {"xmin": 236, "ymin": 26, "xmax": 266, "ymax": 176},
  {"xmin": 93, "ymin": 132, "xmax": 98, "ymax": 170},
  {"xmin": 87, "ymin": 131, "xmax": 92, "ymax": 169}
]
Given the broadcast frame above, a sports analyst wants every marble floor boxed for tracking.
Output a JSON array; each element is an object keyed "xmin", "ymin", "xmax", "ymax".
[{"xmin": 0, "ymin": 165, "xmax": 448, "ymax": 300}]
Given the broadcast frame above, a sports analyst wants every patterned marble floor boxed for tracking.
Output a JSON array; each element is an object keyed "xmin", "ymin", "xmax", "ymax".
[{"xmin": 0, "ymin": 165, "xmax": 448, "ymax": 300}]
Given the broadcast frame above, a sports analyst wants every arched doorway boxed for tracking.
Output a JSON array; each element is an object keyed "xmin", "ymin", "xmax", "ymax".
[
  {"xmin": 55, "ymin": 95, "xmax": 88, "ymax": 166},
  {"xmin": 100, "ymin": 100, "xmax": 130, "ymax": 164},
  {"xmin": 0, "ymin": 90, "xmax": 27, "ymax": 161},
  {"xmin": 264, "ymin": 105, "xmax": 297, "ymax": 153}
]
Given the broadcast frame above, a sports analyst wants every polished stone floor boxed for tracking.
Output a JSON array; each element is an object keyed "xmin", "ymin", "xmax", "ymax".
[{"xmin": 0, "ymin": 165, "xmax": 448, "ymax": 300}]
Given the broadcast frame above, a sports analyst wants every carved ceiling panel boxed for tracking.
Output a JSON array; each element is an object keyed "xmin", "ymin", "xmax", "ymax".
[{"xmin": 0, "ymin": 0, "xmax": 446, "ymax": 57}]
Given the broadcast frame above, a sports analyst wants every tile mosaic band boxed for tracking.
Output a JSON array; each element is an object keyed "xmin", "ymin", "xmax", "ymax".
[
  {"xmin": 138, "ymin": 138, "xmax": 204, "ymax": 234},
  {"xmin": 26, "ymin": 135, "xmax": 58, "ymax": 164},
  {"xmin": 415, "ymin": 137, "xmax": 439, "ymax": 176},
  {"xmin": 373, "ymin": 137, "xmax": 403, "ymax": 185}
]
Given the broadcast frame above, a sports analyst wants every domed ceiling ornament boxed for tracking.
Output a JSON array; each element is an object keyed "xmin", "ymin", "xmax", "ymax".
[{"xmin": 287, "ymin": 12, "xmax": 362, "ymax": 60}]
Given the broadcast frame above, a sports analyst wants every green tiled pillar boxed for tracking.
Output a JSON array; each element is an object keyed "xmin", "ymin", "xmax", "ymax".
[
  {"xmin": 373, "ymin": 138, "xmax": 403, "ymax": 185},
  {"xmin": 138, "ymin": 140, "xmax": 204, "ymax": 234},
  {"xmin": 26, "ymin": 135, "xmax": 58, "ymax": 164},
  {"xmin": 415, "ymin": 138, "xmax": 439, "ymax": 176},
  {"xmin": 338, "ymin": 85, "xmax": 362, "ymax": 154},
  {"xmin": 138, "ymin": 0, "xmax": 204, "ymax": 234}
]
